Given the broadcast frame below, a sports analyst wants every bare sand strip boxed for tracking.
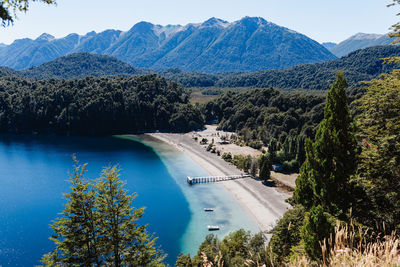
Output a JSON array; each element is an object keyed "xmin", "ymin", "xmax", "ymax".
[{"xmin": 146, "ymin": 132, "xmax": 291, "ymax": 232}]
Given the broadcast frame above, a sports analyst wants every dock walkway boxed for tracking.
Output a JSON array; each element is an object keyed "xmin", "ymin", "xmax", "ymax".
[{"xmin": 187, "ymin": 174, "xmax": 251, "ymax": 185}]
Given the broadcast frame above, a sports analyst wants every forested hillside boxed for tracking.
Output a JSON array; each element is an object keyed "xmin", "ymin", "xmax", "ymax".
[
  {"xmin": 215, "ymin": 45, "xmax": 400, "ymax": 89},
  {"xmin": 158, "ymin": 45, "xmax": 400, "ymax": 89},
  {"xmin": 19, "ymin": 53, "xmax": 143, "ymax": 80},
  {"xmin": 0, "ymin": 75, "xmax": 203, "ymax": 135}
]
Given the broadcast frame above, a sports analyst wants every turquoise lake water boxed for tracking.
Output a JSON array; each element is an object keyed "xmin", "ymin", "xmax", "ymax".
[{"xmin": 0, "ymin": 134, "xmax": 259, "ymax": 266}]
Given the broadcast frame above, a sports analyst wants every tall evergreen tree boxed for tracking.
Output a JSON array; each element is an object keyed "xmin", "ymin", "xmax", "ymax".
[
  {"xmin": 295, "ymin": 134, "xmax": 306, "ymax": 166},
  {"xmin": 293, "ymin": 73, "xmax": 357, "ymax": 217},
  {"xmin": 259, "ymin": 153, "xmax": 272, "ymax": 182}
]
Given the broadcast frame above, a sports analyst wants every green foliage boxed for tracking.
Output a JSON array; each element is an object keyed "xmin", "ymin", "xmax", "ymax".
[
  {"xmin": 268, "ymin": 205, "xmax": 306, "ymax": 265},
  {"xmin": 20, "ymin": 53, "xmax": 141, "ymax": 80},
  {"xmin": 42, "ymin": 160, "xmax": 164, "ymax": 266},
  {"xmin": 293, "ymin": 73, "xmax": 357, "ymax": 217},
  {"xmin": 0, "ymin": 0, "xmax": 55, "ymax": 26},
  {"xmin": 0, "ymin": 74, "xmax": 204, "ymax": 134},
  {"xmin": 300, "ymin": 205, "xmax": 335, "ymax": 261},
  {"xmin": 222, "ymin": 152, "xmax": 232, "ymax": 162},
  {"xmin": 178, "ymin": 230, "xmax": 266, "ymax": 267},
  {"xmin": 41, "ymin": 158, "xmax": 100, "ymax": 265},
  {"xmin": 214, "ymin": 46, "xmax": 400, "ymax": 90},
  {"xmin": 259, "ymin": 153, "xmax": 272, "ymax": 182},
  {"xmin": 176, "ymin": 253, "xmax": 192, "ymax": 267},
  {"xmin": 232, "ymin": 154, "xmax": 252, "ymax": 172},
  {"xmin": 205, "ymin": 87, "xmax": 325, "ymax": 173},
  {"xmin": 292, "ymin": 139, "xmax": 315, "ymax": 210},
  {"xmin": 160, "ymin": 46, "xmax": 400, "ymax": 90},
  {"xmin": 353, "ymin": 69, "xmax": 400, "ymax": 231}
]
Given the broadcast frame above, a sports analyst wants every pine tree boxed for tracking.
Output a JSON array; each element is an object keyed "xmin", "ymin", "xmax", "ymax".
[
  {"xmin": 293, "ymin": 139, "xmax": 315, "ymax": 210},
  {"xmin": 42, "ymin": 158, "xmax": 100, "ymax": 265},
  {"xmin": 295, "ymin": 134, "xmax": 306, "ymax": 166},
  {"xmin": 96, "ymin": 167, "xmax": 163, "ymax": 266},
  {"xmin": 293, "ymin": 73, "xmax": 357, "ymax": 217},
  {"xmin": 259, "ymin": 153, "xmax": 272, "ymax": 182}
]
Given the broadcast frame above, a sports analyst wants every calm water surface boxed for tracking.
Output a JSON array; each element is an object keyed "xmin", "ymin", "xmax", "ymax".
[{"xmin": 0, "ymin": 134, "xmax": 259, "ymax": 266}]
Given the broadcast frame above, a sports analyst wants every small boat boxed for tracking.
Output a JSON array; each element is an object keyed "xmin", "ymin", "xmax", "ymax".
[
  {"xmin": 204, "ymin": 208, "xmax": 214, "ymax": 212},
  {"xmin": 208, "ymin": 225, "xmax": 220, "ymax": 231}
]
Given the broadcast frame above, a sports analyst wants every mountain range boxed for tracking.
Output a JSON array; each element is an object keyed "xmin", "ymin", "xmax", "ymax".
[
  {"xmin": 2, "ymin": 45, "xmax": 399, "ymax": 91},
  {"xmin": 0, "ymin": 17, "xmax": 336, "ymax": 73},
  {"xmin": 323, "ymin": 33, "xmax": 393, "ymax": 57}
]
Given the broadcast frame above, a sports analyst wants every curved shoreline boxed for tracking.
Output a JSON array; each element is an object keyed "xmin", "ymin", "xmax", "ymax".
[{"xmin": 142, "ymin": 132, "xmax": 291, "ymax": 233}]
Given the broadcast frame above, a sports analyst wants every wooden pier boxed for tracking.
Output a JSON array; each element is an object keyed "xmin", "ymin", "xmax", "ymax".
[{"xmin": 187, "ymin": 174, "xmax": 251, "ymax": 185}]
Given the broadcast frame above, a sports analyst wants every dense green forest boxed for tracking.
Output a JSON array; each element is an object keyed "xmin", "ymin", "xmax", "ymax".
[
  {"xmin": 19, "ymin": 53, "xmax": 143, "ymax": 80},
  {"xmin": 0, "ymin": 74, "xmax": 204, "ymax": 135},
  {"xmin": 163, "ymin": 45, "xmax": 400, "ymax": 89}
]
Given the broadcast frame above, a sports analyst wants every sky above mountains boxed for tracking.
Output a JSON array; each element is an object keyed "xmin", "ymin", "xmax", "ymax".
[{"xmin": 0, "ymin": 0, "xmax": 398, "ymax": 44}]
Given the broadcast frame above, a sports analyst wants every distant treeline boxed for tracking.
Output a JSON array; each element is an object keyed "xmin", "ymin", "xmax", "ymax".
[
  {"xmin": 1, "ymin": 46, "xmax": 399, "ymax": 92},
  {"xmin": 0, "ymin": 75, "xmax": 204, "ymax": 135},
  {"xmin": 164, "ymin": 46, "xmax": 400, "ymax": 89}
]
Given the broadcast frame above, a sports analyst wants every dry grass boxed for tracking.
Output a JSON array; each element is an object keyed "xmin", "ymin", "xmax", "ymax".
[
  {"xmin": 322, "ymin": 223, "xmax": 399, "ymax": 267},
  {"xmin": 190, "ymin": 91, "xmax": 219, "ymax": 105},
  {"xmin": 289, "ymin": 221, "xmax": 400, "ymax": 267},
  {"xmin": 199, "ymin": 220, "xmax": 400, "ymax": 267}
]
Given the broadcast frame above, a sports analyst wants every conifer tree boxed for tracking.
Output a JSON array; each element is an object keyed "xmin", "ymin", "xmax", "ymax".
[
  {"xmin": 293, "ymin": 73, "xmax": 356, "ymax": 217},
  {"xmin": 42, "ymin": 162, "xmax": 164, "ymax": 266},
  {"xmin": 301, "ymin": 205, "xmax": 335, "ymax": 260},
  {"xmin": 295, "ymin": 135, "xmax": 306, "ymax": 166},
  {"xmin": 42, "ymin": 158, "xmax": 100, "ymax": 265},
  {"xmin": 259, "ymin": 153, "xmax": 272, "ymax": 182},
  {"xmin": 293, "ymin": 139, "xmax": 315, "ymax": 210},
  {"xmin": 96, "ymin": 167, "xmax": 163, "ymax": 266}
]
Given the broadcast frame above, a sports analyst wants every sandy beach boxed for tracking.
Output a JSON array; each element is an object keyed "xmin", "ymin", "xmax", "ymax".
[{"xmin": 145, "ymin": 132, "xmax": 291, "ymax": 232}]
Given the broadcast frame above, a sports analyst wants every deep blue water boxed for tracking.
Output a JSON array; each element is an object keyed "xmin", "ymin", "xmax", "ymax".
[
  {"xmin": 0, "ymin": 134, "xmax": 260, "ymax": 266},
  {"xmin": 0, "ymin": 134, "xmax": 191, "ymax": 266}
]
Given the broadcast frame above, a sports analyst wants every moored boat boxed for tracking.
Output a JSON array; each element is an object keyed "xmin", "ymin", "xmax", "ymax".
[{"xmin": 208, "ymin": 225, "xmax": 220, "ymax": 231}]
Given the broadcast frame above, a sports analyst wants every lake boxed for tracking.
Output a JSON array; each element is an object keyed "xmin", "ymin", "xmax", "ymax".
[{"xmin": 0, "ymin": 134, "xmax": 259, "ymax": 266}]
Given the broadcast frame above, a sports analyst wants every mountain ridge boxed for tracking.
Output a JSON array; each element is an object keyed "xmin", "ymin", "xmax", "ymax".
[
  {"xmin": 328, "ymin": 32, "xmax": 393, "ymax": 57},
  {"xmin": 0, "ymin": 17, "xmax": 336, "ymax": 72}
]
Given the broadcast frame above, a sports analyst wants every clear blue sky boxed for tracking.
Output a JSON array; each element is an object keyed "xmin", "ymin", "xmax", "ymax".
[{"xmin": 0, "ymin": 0, "xmax": 398, "ymax": 45}]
